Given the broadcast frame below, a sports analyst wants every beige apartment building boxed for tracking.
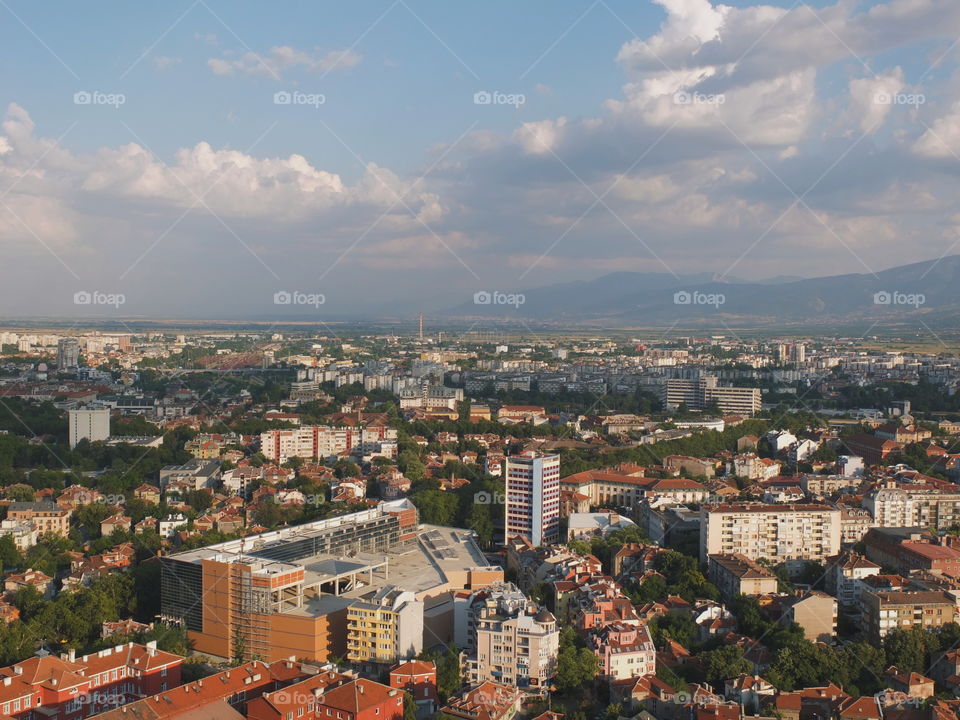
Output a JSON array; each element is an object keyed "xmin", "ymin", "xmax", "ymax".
[
  {"xmin": 461, "ymin": 582, "xmax": 559, "ymax": 695},
  {"xmin": 781, "ymin": 591, "xmax": 837, "ymax": 642},
  {"xmin": 700, "ymin": 503, "xmax": 842, "ymax": 570},
  {"xmin": 7, "ymin": 502, "xmax": 72, "ymax": 538},
  {"xmin": 707, "ymin": 553, "xmax": 779, "ymax": 601}
]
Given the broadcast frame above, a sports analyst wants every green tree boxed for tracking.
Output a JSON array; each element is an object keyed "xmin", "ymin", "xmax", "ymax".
[
  {"xmin": 403, "ymin": 692, "xmax": 417, "ymax": 720},
  {"xmin": 699, "ymin": 645, "xmax": 751, "ymax": 688}
]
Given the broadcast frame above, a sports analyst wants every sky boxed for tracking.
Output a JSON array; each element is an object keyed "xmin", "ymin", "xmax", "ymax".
[{"xmin": 2, "ymin": 0, "xmax": 960, "ymax": 320}]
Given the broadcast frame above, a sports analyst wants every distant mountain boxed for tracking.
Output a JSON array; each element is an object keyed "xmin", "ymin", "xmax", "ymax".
[{"xmin": 445, "ymin": 256, "xmax": 960, "ymax": 327}]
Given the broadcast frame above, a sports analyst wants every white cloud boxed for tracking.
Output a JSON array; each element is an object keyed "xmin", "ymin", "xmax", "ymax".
[
  {"xmin": 151, "ymin": 55, "xmax": 181, "ymax": 70},
  {"xmin": 208, "ymin": 46, "xmax": 362, "ymax": 78}
]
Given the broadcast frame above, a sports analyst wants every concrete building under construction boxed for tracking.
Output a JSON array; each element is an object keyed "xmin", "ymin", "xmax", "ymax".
[{"xmin": 160, "ymin": 499, "xmax": 502, "ymax": 663}]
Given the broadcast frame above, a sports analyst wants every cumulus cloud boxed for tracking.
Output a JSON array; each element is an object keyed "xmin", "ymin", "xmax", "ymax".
[{"xmin": 208, "ymin": 46, "xmax": 362, "ymax": 78}]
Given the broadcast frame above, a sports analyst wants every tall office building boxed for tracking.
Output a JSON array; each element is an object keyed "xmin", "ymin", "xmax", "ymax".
[
  {"xmin": 504, "ymin": 452, "xmax": 560, "ymax": 546},
  {"xmin": 57, "ymin": 338, "xmax": 80, "ymax": 369},
  {"xmin": 68, "ymin": 408, "xmax": 111, "ymax": 448}
]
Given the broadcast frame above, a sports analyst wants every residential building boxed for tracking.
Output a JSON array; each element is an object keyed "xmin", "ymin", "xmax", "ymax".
[
  {"xmin": 259, "ymin": 425, "xmax": 398, "ymax": 463},
  {"xmin": 442, "ymin": 682, "xmax": 522, "ymax": 720},
  {"xmin": 347, "ymin": 586, "xmax": 423, "ymax": 668},
  {"xmin": 247, "ymin": 675, "xmax": 405, "ymax": 720},
  {"xmin": 158, "ymin": 459, "xmax": 221, "ymax": 491},
  {"xmin": 68, "ymin": 408, "xmax": 111, "ymax": 448},
  {"xmin": 0, "ymin": 520, "xmax": 38, "ymax": 551},
  {"xmin": 588, "ymin": 622, "xmax": 656, "ymax": 681},
  {"xmin": 700, "ymin": 503, "xmax": 841, "ymax": 569},
  {"xmin": 461, "ymin": 582, "xmax": 559, "ymax": 693},
  {"xmin": 864, "ymin": 481, "xmax": 960, "ymax": 530},
  {"xmin": 389, "ymin": 661, "xmax": 438, "ymax": 716},
  {"xmin": 663, "ymin": 376, "xmax": 761, "ymax": 416},
  {"xmin": 707, "ymin": 554, "xmax": 779, "ymax": 602},
  {"xmin": 505, "ymin": 453, "xmax": 560, "ymax": 547},
  {"xmin": 780, "ymin": 591, "xmax": 838, "ymax": 643},
  {"xmin": 825, "ymin": 551, "xmax": 881, "ymax": 609},
  {"xmin": 91, "ymin": 659, "xmax": 315, "ymax": 720},
  {"xmin": 862, "ymin": 590, "xmax": 957, "ymax": 639},
  {"xmin": 0, "ymin": 642, "xmax": 181, "ymax": 720},
  {"xmin": 7, "ymin": 502, "xmax": 72, "ymax": 538},
  {"xmin": 561, "ymin": 469, "xmax": 709, "ymax": 508}
]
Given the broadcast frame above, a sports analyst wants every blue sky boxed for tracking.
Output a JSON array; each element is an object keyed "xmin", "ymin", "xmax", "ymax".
[{"xmin": 1, "ymin": 0, "xmax": 959, "ymax": 319}]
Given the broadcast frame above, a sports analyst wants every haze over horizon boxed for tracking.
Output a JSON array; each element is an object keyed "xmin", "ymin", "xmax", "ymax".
[{"xmin": 3, "ymin": 0, "xmax": 960, "ymax": 319}]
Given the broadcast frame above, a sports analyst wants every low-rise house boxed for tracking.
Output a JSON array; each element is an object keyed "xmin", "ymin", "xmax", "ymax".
[
  {"xmin": 442, "ymin": 682, "xmax": 522, "ymax": 720},
  {"xmin": 4, "ymin": 568, "xmax": 54, "ymax": 598},
  {"xmin": 100, "ymin": 514, "xmax": 131, "ymax": 537},
  {"xmin": 884, "ymin": 666, "xmax": 935, "ymax": 699},
  {"xmin": 723, "ymin": 674, "xmax": 775, "ymax": 714},
  {"xmin": 389, "ymin": 660, "xmax": 437, "ymax": 716},
  {"xmin": 588, "ymin": 622, "xmax": 656, "ymax": 681}
]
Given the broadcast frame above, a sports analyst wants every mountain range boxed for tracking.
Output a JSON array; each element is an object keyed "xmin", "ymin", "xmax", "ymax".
[{"xmin": 444, "ymin": 256, "xmax": 960, "ymax": 327}]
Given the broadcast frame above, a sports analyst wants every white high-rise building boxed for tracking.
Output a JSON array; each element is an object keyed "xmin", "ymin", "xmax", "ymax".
[
  {"xmin": 504, "ymin": 452, "xmax": 560, "ymax": 546},
  {"xmin": 68, "ymin": 408, "xmax": 111, "ymax": 448}
]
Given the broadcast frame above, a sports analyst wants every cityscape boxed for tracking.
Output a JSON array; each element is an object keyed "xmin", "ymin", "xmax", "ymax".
[{"xmin": 3, "ymin": 3, "xmax": 960, "ymax": 720}]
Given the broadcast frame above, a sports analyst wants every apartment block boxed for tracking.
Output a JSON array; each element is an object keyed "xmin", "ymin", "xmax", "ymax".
[
  {"xmin": 662, "ymin": 377, "xmax": 761, "ymax": 416},
  {"xmin": 700, "ymin": 503, "xmax": 841, "ymax": 569},
  {"xmin": 505, "ymin": 453, "xmax": 560, "ymax": 547},
  {"xmin": 461, "ymin": 582, "xmax": 559, "ymax": 694},
  {"xmin": 260, "ymin": 425, "xmax": 398, "ymax": 463},
  {"xmin": 824, "ymin": 551, "xmax": 881, "ymax": 609},
  {"xmin": 7, "ymin": 502, "xmax": 72, "ymax": 539},
  {"xmin": 861, "ymin": 590, "xmax": 958, "ymax": 639},
  {"xmin": 347, "ymin": 586, "xmax": 424, "ymax": 669},
  {"xmin": 707, "ymin": 554, "xmax": 779, "ymax": 602},
  {"xmin": 864, "ymin": 481, "xmax": 960, "ymax": 530},
  {"xmin": 68, "ymin": 408, "xmax": 111, "ymax": 448}
]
